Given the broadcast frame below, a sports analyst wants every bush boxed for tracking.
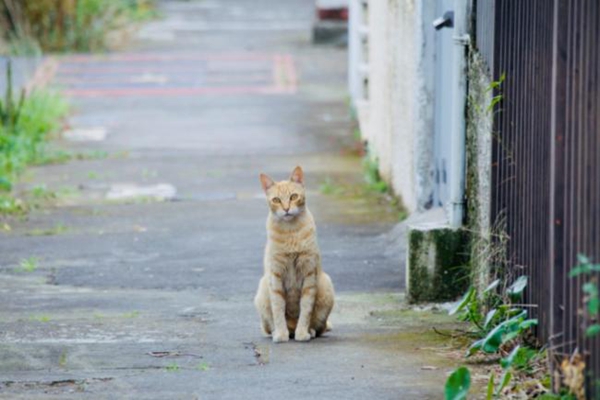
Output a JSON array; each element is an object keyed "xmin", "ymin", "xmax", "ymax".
[
  {"xmin": 0, "ymin": 0, "xmax": 156, "ymax": 53},
  {"xmin": 0, "ymin": 60, "xmax": 68, "ymax": 194}
]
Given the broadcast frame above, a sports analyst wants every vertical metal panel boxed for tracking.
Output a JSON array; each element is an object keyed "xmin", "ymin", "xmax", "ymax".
[{"xmin": 485, "ymin": 0, "xmax": 600, "ymax": 395}]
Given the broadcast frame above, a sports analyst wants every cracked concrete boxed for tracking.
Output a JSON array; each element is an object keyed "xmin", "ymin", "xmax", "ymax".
[{"xmin": 0, "ymin": 1, "xmax": 462, "ymax": 398}]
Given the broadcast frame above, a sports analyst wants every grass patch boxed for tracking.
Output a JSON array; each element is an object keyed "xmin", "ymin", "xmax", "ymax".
[
  {"xmin": 122, "ymin": 311, "xmax": 140, "ymax": 319},
  {"xmin": 319, "ymin": 177, "xmax": 344, "ymax": 195},
  {"xmin": 363, "ymin": 155, "xmax": 389, "ymax": 193},
  {"xmin": 0, "ymin": 60, "xmax": 69, "ymax": 215},
  {"xmin": 26, "ymin": 223, "xmax": 69, "ymax": 236},
  {"xmin": 196, "ymin": 362, "xmax": 210, "ymax": 371},
  {"xmin": 58, "ymin": 349, "xmax": 68, "ymax": 368},
  {"xmin": 30, "ymin": 314, "xmax": 51, "ymax": 322},
  {"xmin": 165, "ymin": 362, "xmax": 180, "ymax": 372},
  {"xmin": 0, "ymin": 194, "xmax": 27, "ymax": 215},
  {"xmin": 19, "ymin": 256, "xmax": 39, "ymax": 272}
]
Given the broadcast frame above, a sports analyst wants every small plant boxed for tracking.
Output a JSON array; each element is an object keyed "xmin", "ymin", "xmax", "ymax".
[
  {"xmin": 363, "ymin": 155, "xmax": 389, "ymax": 193},
  {"xmin": 165, "ymin": 362, "xmax": 180, "ymax": 372},
  {"xmin": 196, "ymin": 362, "xmax": 210, "ymax": 371},
  {"xmin": 26, "ymin": 223, "xmax": 69, "ymax": 236},
  {"xmin": 58, "ymin": 349, "xmax": 68, "ymax": 368},
  {"xmin": 19, "ymin": 256, "xmax": 39, "ymax": 272},
  {"xmin": 0, "ymin": 64, "xmax": 68, "ymax": 209},
  {"xmin": 30, "ymin": 314, "xmax": 51, "ymax": 322},
  {"xmin": 122, "ymin": 311, "xmax": 140, "ymax": 319},
  {"xmin": 447, "ymin": 275, "xmax": 542, "ymax": 398},
  {"xmin": 319, "ymin": 177, "xmax": 343, "ymax": 195},
  {"xmin": 569, "ymin": 254, "xmax": 600, "ymax": 337},
  {"xmin": 450, "ymin": 276, "xmax": 537, "ymax": 355},
  {"xmin": 0, "ymin": 60, "xmax": 25, "ymax": 132}
]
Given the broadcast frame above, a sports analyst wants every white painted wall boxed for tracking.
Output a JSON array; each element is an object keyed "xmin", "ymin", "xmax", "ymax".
[{"xmin": 350, "ymin": 0, "xmax": 435, "ymax": 213}]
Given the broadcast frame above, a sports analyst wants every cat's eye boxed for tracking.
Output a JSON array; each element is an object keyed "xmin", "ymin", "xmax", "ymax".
[
  {"xmin": 290, "ymin": 194, "xmax": 298, "ymax": 201},
  {"xmin": 272, "ymin": 197, "xmax": 281, "ymax": 203}
]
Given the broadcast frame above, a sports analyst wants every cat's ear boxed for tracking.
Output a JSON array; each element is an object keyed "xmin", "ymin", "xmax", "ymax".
[
  {"xmin": 290, "ymin": 166, "xmax": 304, "ymax": 185},
  {"xmin": 260, "ymin": 173, "xmax": 275, "ymax": 192}
]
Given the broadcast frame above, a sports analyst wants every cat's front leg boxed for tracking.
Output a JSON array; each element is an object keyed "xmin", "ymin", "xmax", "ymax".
[
  {"xmin": 269, "ymin": 271, "xmax": 289, "ymax": 343},
  {"xmin": 295, "ymin": 259, "xmax": 318, "ymax": 342}
]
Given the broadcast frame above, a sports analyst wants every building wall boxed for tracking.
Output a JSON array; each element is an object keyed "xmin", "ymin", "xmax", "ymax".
[{"xmin": 358, "ymin": 0, "xmax": 435, "ymax": 213}]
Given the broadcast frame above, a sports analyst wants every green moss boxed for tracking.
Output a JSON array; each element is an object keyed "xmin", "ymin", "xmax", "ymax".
[{"xmin": 407, "ymin": 228, "xmax": 470, "ymax": 303}]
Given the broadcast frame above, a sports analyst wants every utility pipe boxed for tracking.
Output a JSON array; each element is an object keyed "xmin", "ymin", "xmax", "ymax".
[{"xmin": 448, "ymin": 0, "xmax": 470, "ymax": 228}]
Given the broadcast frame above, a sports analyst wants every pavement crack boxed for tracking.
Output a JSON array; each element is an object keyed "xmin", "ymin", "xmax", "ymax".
[{"xmin": 245, "ymin": 341, "xmax": 269, "ymax": 366}]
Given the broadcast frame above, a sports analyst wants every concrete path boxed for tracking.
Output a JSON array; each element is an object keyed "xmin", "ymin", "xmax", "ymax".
[{"xmin": 0, "ymin": 1, "xmax": 459, "ymax": 399}]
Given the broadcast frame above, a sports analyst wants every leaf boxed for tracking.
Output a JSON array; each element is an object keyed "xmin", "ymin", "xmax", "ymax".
[
  {"xmin": 486, "ymin": 374, "xmax": 495, "ymax": 400},
  {"xmin": 0, "ymin": 177, "xmax": 12, "ymax": 192},
  {"xmin": 445, "ymin": 367, "xmax": 471, "ymax": 400},
  {"xmin": 583, "ymin": 282, "xmax": 599, "ymax": 296},
  {"xmin": 482, "ymin": 323, "xmax": 505, "ymax": 353},
  {"xmin": 519, "ymin": 319, "xmax": 538, "ymax": 330},
  {"xmin": 577, "ymin": 254, "xmax": 591, "ymax": 265},
  {"xmin": 588, "ymin": 297, "xmax": 599, "ymax": 316},
  {"xmin": 496, "ymin": 371, "xmax": 512, "ymax": 395},
  {"xmin": 484, "ymin": 309, "xmax": 498, "ymax": 328},
  {"xmin": 586, "ymin": 324, "xmax": 600, "ymax": 337},
  {"xmin": 449, "ymin": 287, "xmax": 474, "ymax": 316},
  {"xmin": 500, "ymin": 345, "xmax": 520, "ymax": 369},
  {"xmin": 507, "ymin": 276, "xmax": 528, "ymax": 300},
  {"xmin": 484, "ymin": 279, "xmax": 501, "ymax": 294},
  {"xmin": 466, "ymin": 339, "xmax": 484, "ymax": 357}
]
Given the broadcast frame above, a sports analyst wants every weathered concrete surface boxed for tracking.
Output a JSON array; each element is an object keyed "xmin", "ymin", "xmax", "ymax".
[{"xmin": 0, "ymin": 1, "xmax": 462, "ymax": 398}]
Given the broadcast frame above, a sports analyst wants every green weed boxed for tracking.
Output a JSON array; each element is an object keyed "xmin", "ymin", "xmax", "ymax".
[
  {"xmin": 122, "ymin": 311, "xmax": 140, "ymax": 319},
  {"xmin": 0, "ymin": 61, "xmax": 69, "ymax": 204},
  {"xmin": 319, "ymin": 177, "xmax": 343, "ymax": 195},
  {"xmin": 19, "ymin": 256, "xmax": 39, "ymax": 272},
  {"xmin": 363, "ymin": 155, "xmax": 389, "ymax": 193},
  {"xmin": 30, "ymin": 314, "xmax": 50, "ymax": 322},
  {"xmin": 58, "ymin": 349, "xmax": 68, "ymax": 368},
  {"xmin": 196, "ymin": 362, "xmax": 210, "ymax": 371},
  {"xmin": 165, "ymin": 362, "xmax": 180, "ymax": 372},
  {"xmin": 26, "ymin": 223, "xmax": 69, "ymax": 236}
]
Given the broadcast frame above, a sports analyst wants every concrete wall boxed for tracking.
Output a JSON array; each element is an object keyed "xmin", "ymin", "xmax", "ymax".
[
  {"xmin": 356, "ymin": 0, "xmax": 435, "ymax": 213},
  {"xmin": 465, "ymin": 50, "xmax": 493, "ymax": 294}
]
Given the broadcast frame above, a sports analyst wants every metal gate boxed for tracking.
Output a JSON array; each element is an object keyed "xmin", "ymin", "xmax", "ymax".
[{"xmin": 475, "ymin": 0, "xmax": 600, "ymax": 396}]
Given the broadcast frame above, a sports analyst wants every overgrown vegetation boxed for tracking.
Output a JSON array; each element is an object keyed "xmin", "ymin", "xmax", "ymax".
[
  {"xmin": 569, "ymin": 254, "xmax": 600, "ymax": 338},
  {"xmin": 0, "ymin": 0, "xmax": 157, "ymax": 54},
  {"xmin": 445, "ymin": 275, "xmax": 544, "ymax": 399},
  {"xmin": 444, "ymin": 254, "xmax": 600, "ymax": 400},
  {"xmin": 0, "ymin": 59, "xmax": 69, "ymax": 215}
]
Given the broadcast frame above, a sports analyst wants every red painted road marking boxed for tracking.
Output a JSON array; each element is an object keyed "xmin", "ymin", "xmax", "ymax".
[
  {"xmin": 63, "ymin": 53, "xmax": 278, "ymax": 63},
  {"xmin": 58, "ymin": 52, "xmax": 298, "ymax": 97},
  {"xmin": 62, "ymin": 85, "xmax": 294, "ymax": 98}
]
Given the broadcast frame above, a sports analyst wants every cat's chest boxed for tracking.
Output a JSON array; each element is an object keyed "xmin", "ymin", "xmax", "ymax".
[{"xmin": 281, "ymin": 258, "xmax": 305, "ymax": 290}]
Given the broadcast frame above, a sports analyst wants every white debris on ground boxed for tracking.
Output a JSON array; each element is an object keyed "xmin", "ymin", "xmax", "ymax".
[
  {"xmin": 63, "ymin": 127, "xmax": 108, "ymax": 142},
  {"xmin": 106, "ymin": 183, "xmax": 177, "ymax": 201}
]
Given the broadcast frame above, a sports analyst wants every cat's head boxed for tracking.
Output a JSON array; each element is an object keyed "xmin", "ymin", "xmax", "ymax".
[{"xmin": 259, "ymin": 166, "xmax": 306, "ymax": 222}]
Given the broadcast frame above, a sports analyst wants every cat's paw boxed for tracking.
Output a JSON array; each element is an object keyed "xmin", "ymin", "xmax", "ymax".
[
  {"xmin": 294, "ymin": 329, "xmax": 312, "ymax": 342},
  {"xmin": 272, "ymin": 329, "xmax": 290, "ymax": 343},
  {"xmin": 310, "ymin": 329, "xmax": 316, "ymax": 338}
]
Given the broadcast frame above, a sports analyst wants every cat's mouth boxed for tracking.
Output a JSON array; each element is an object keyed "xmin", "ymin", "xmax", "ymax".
[{"xmin": 280, "ymin": 212, "xmax": 296, "ymax": 221}]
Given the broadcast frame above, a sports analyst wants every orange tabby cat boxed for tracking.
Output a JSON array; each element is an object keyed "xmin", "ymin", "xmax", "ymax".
[{"xmin": 254, "ymin": 166, "xmax": 334, "ymax": 342}]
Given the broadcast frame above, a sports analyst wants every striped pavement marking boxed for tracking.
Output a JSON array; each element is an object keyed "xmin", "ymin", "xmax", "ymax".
[{"xmin": 51, "ymin": 53, "xmax": 298, "ymax": 98}]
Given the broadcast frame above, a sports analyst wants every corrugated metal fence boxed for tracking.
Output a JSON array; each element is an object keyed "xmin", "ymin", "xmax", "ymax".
[{"xmin": 475, "ymin": 0, "xmax": 600, "ymax": 396}]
